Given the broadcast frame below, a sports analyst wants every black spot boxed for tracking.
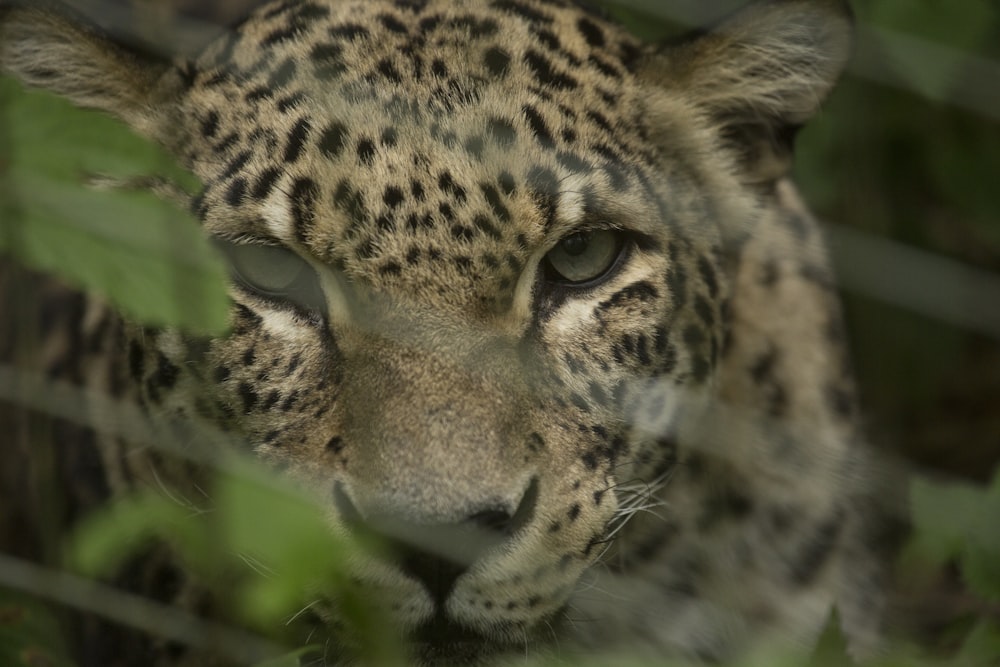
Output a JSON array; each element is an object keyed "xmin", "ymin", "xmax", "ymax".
[
  {"xmin": 760, "ymin": 260, "xmax": 779, "ymax": 286},
  {"xmin": 411, "ymin": 180, "xmax": 426, "ymax": 201},
  {"xmin": 464, "ymin": 135, "xmax": 485, "ymax": 159},
  {"xmin": 522, "ymin": 105, "xmax": 554, "ymax": 147},
  {"xmin": 682, "ymin": 324, "xmax": 704, "ymax": 347},
  {"xmin": 750, "ymin": 349, "xmax": 776, "ymax": 385},
  {"xmin": 244, "ymin": 85, "xmax": 273, "ymax": 103},
  {"xmin": 277, "ymin": 92, "xmax": 305, "ymax": 112},
  {"xmin": 524, "ymin": 50, "xmax": 578, "ymax": 90},
  {"xmin": 526, "ymin": 166, "xmax": 558, "ymax": 227},
  {"xmin": 291, "ymin": 2, "xmax": 330, "ymax": 22},
  {"xmin": 310, "ymin": 43, "xmax": 346, "ymax": 79},
  {"xmin": 498, "ymin": 171, "xmax": 516, "ymax": 195},
  {"xmin": 214, "ymin": 131, "xmax": 240, "ymax": 153},
  {"xmin": 281, "ymin": 390, "xmax": 300, "ymax": 412},
  {"xmin": 599, "ymin": 281, "xmax": 659, "ymax": 311},
  {"xmin": 431, "ymin": 58, "xmax": 449, "ymax": 77},
  {"xmin": 577, "ymin": 17, "xmax": 605, "ymax": 47},
  {"xmin": 567, "ymin": 503, "xmax": 581, "ymax": 522},
  {"xmin": 694, "ymin": 295, "xmax": 714, "ymax": 326},
  {"xmin": 329, "ymin": 24, "xmax": 370, "ymax": 40},
  {"xmin": 267, "ymin": 59, "xmax": 297, "ymax": 90},
  {"xmin": 381, "ymin": 127, "xmax": 399, "ymax": 146},
  {"xmin": 587, "ymin": 54, "xmax": 620, "ymax": 78},
  {"xmin": 376, "ymin": 58, "xmax": 403, "ymax": 83},
  {"xmin": 289, "ymin": 177, "xmax": 320, "ymax": 242},
  {"xmin": 261, "ymin": 25, "xmax": 298, "ymax": 47},
  {"xmin": 128, "ymin": 341, "xmax": 145, "ymax": 381},
  {"xmin": 827, "ymin": 385, "xmax": 854, "ymax": 418},
  {"xmin": 533, "ymin": 28, "xmax": 561, "ymax": 52},
  {"xmin": 483, "ymin": 47, "xmax": 511, "ymax": 77},
  {"xmin": 480, "ymin": 183, "xmax": 511, "ymax": 222},
  {"xmin": 491, "ymin": 0, "xmax": 552, "ymax": 25},
  {"xmin": 487, "ymin": 117, "xmax": 517, "ymax": 147},
  {"xmin": 149, "ymin": 353, "xmax": 180, "ymax": 389},
  {"xmin": 326, "ymin": 436, "xmax": 345, "ymax": 453},
  {"xmin": 221, "ymin": 150, "xmax": 252, "ymax": 180},
  {"xmin": 379, "ymin": 13, "xmax": 409, "ymax": 33},
  {"xmin": 690, "ymin": 356, "xmax": 710, "ymax": 383},
  {"xmin": 556, "ymin": 151, "xmax": 588, "ymax": 173},
  {"xmin": 318, "ymin": 121, "xmax": 349, "ymax": 159},
  {"xmin": 284, "ymin": 118, "xmax": 311, "ymax": 163},
  {"xmin": 333, "ymin": 180, "xmax": 367, "ymax": 232},
  {"xmin": 450, "ymin": 224, "xmax": 474, "ymax": 242},
  {"xmin": 473, "ymin": 214, "xmax": 501, "ymax": 240},
  {"xmin": 699, "ymin": 487, "xmax": 753, "ymax": 530},
  {"xmin": 200, "ymin": 111, "xmax": 220, "ymax": 138},
  {"xmin": 380, "ymin": 261, "xmax": 403, "ymax": 276},
  {"xmin": 252, "ymin": 167, "xmax": 282, "ymax": 200},
  {"xmin": 383, "ymin": 186, "xmax": 405, "ymax": 208},
  {"xmin": 225, "ymin": 177, "xmax": 246, "ymax": 206},
  {"xmin": 789, "ymin": 513, "xmax": 843, "ymax": 585},
  {"xmin": 697, "ymin": 256, "xmax": 719, "ymax": 298},
  {"xmin": 238, "ymin": 382, "xmax": 259, "ymax": 413},
  {"xmin": 357, "ymin": 138, "xmax": 377, "ymax": 165}
]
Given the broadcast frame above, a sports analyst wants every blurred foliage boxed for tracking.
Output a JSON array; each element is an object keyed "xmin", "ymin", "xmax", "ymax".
[
  {"xmin": 0, "ymin": 0, "xmax": 999, "ymax": 665},
  {"xmin": 0, "ymin": 76, "xmax": 229, "ymax": 334},
  {"xmin": 792, "ymin": 0, "xmax": 1000, "ymax": 478},
  {"xmin": 0, "ymin": 590, "xmax": 75, "ymax": 667}
]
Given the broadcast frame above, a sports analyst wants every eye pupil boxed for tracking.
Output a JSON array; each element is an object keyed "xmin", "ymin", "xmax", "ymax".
[{"xmin": 560, "ymin": 232, "xmax": 591, "ymax": 257}]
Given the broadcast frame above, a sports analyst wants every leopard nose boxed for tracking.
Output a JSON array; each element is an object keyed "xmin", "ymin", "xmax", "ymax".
[{"xmin": 333, "ymin": 478, "xmax": 538, "ymax": 604}]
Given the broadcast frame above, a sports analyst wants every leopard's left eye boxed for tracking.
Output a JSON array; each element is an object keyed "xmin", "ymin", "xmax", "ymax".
[
  {"xmin": 543, "ymin": 229, "xmax": 625, "ymax": 285},
  {"xmin": 220, "ymin": 242, "xmax": 326, "ymax": 313}
]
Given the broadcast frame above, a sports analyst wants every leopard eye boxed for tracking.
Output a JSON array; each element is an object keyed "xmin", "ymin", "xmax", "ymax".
[
  {"xmin": 222, "ymin": 242, "xmax": 325, "ymax": 312},
  {"xmin": 544, "ymin": 229, "xmax": 625, "ymax": 285}
]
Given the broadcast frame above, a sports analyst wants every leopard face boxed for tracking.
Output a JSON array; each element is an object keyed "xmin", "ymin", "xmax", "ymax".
[{"xmin": 0, "ymin": 0, "xmax": 881, "ymax": 664}]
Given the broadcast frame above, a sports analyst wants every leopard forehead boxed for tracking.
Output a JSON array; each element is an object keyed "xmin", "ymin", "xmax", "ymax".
[{"xmin": 178, "ymin": 0, "xmax": 687, "ymax": 312}]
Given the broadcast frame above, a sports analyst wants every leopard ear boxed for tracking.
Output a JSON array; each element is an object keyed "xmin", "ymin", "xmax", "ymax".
[
  {"xmin": 0, "ymin": 6, "xmax": 177, "ymax": 141},
  {"xmin": 639, "ymin": 0, "xmax": 853, "ymax": 183}
]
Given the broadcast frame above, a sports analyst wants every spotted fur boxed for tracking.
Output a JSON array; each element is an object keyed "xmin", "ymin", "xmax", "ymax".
[{"xmin": 0, "ymin": 0, "xmax": 883, "ymax": 665}]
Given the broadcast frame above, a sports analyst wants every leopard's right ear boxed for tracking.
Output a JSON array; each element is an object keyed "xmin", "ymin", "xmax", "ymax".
[{"xmin": 0, "ymin": 6, "xmax": 179, "ymax": 141}]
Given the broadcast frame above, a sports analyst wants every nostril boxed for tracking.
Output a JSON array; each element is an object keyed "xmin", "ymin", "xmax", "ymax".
[
  {"xmin": 467, "ymin": 508, "xmax": 512, "ymax": 533},
  {"xmin": 330, "ymin": 478, "xmax": 540, "ymax": 604},
  {"xmin": 509, "ymin": 476, "xmax": 539, "ymax": 534},
  {"xmin": 332, "ymin": 482, "xmax": 363, "ymax": 528},
  {"xmin": 465, "ymin": 476, "xmax": 538, "ymax": 535}
]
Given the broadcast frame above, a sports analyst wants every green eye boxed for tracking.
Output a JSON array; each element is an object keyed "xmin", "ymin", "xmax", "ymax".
[
  {"xmin": 222, "ymin": 242, "xmax": 325, "ymax": 312},
  {"xmin": 544, "ymin": 229, "xmax": 624, "ymax": 285}
]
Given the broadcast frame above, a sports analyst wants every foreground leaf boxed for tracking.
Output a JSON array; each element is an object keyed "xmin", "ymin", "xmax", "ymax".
[{"xmin": 0, "ymin": 75, "xmax": 229, "ymax": 334}]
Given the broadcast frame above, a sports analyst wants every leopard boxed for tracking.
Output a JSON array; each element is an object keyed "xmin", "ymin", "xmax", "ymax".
[{"xmin": 0, "ymin": 0, "xmax": 886, "ymax": 665}]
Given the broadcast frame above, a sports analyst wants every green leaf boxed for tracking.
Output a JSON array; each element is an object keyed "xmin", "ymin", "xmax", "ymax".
[
  {"xmin": 910, "ymin": 472, "xmax": 1000, "ymax": 601},
  {"xmin": 808, "ymin": 609, "xmax": 852, "ymax": 667},
  {"xmin": 953, "ymin": 620, "xmax": 1000, "ymax": 667},
  {"xmin": 0, "ymin": 75, "xmax": 229, "ymax": 334},
  {"xmin": 909, "ymin": 476, "xmax": 983, "ymax": 564},
  {"xmin": 213, "ymin": 460, "xmax": 358, "ymax": 626},
  {"xmin": 67, "ymin": 491, "xmax": 210, "ymax": 579},
  {"xmin": 0, "ymin": 590, "xmax": 76, "ymax": 667}
]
